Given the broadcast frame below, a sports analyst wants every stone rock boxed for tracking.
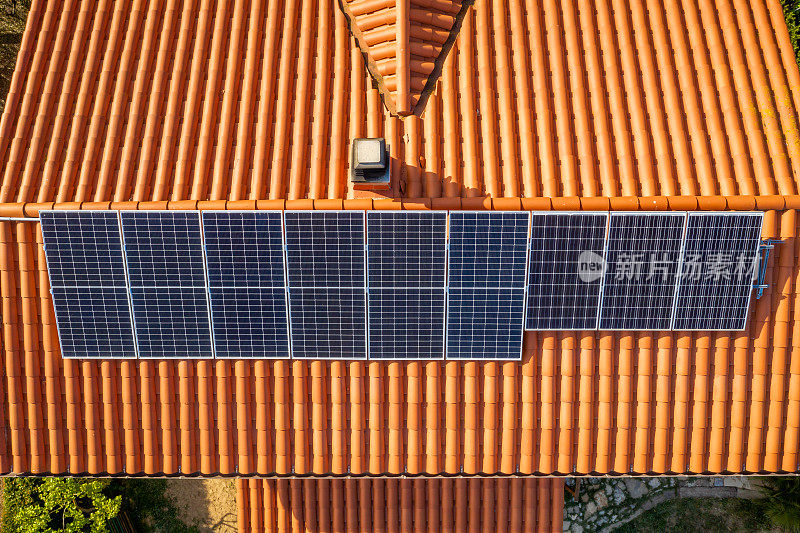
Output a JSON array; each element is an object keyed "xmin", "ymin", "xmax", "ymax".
[
  {"xmin": 614, "ymin": 486, "xmax": 625, "ymax": 504},
  {"xmin": 594, "ymin": 491, "xmax": 608, "ymax": 509},
  {"xmin": 585, "ymin": 501, "xmax": 597, "ymax": 518},
  {"xmin": 562, "ymin": 520, "xmax": 571, "ymax": 531},
  {"xmin": 581, "ymin": 494, "xmax": 589, "ymax": 502},
  {"xmin": 605, "ymin": 484, "xmax": 613, "ymax": 496},
  {"xmin": 572, "ymin": 525, "xmax": 584, "ymax": 533},
  {"xmin": 648, "ymin": 478, "xmax": 660, "ymax": 488},
  {"xmin": 624, "ymin": 478, "xmax": 648, "ymax": 499}
]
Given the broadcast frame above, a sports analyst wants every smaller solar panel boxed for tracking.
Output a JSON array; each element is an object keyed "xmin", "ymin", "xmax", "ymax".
[
  {"xmin": 526, "ymin": 213, "xmax": 608, "ymax": 330},
  {"xmin": 130, "ymin": 287, "xmax": 214, "ymax": 358},
  {"xmin": 368, "ymin": 288, "xmax": 446, "ymax": 359},
  {"xmin": 41, "ymin": 211, "xmax": 128, "ymax": 287},
  {"xmin": 202, "ymin": 211, "xmax": 285, "ymax": 287},
  {"xmin": 289, "ymin": 287, "xmax": 367, "ymax": 359},
  {"xmin": 367, "ymin": 211, "xmax": 447, "ymax": 287},
  {"xmin": 448, "ymin": 212, "xmax": 530, "ymax": 288},
  {"xmin": 208, "ymin": 287, "xmax": 290, "ymax": 358},
  {"xmin": 446, "ymin": 288, "xmax": 525, "ymax": 360},
  {"xmin": 598, "ymin": 213, "xmax": 686, "ymax": 330},
  {"xmin": 51, "ymin": 287, "xmax": 137, "ymax": 358},
  {"xmin": 121, "ymin": 211, "xmax": 206, "ymax": 286},
  {"xmin": 672, "ymin": 212, "xmax": 763, "ymax": 330},
  {"xmin": 284, "ymin": 211, "xmax": 365, "ymax": 287},
  {"xmin": 41, "ymin": 211, "xmax": 137, "ymax": 358}
]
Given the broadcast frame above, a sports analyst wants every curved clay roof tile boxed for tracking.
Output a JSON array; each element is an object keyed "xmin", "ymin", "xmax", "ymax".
[{"xmin": 342, "ymin": 0, "xmax": 468, "ymax": 115}]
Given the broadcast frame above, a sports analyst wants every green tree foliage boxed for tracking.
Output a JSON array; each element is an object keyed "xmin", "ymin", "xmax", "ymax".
[
  {"xmin": 1, "ymin": 478, "xmax": 121, "ymax": 533},
  {"xmin": 784, "ymin": 0, "xmax": 800, "ymax": 67},
  {"xmin": 758, "ymin": 476, "xmax": 800, "ymax": 533}
]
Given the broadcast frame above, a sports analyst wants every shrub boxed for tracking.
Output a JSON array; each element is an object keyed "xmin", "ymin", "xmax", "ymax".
[
  {"xmin": 1, "ymin": 478, "xmax": 121, "ymax": 533},
  {"xmin": 783, "ymin": 0, "xmax": 800, "ymax": 66}
]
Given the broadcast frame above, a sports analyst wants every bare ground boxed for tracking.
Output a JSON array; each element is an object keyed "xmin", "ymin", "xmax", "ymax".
[{"xmin": 164, "ymin": 479, "xmax": 237, "ymax": 532}]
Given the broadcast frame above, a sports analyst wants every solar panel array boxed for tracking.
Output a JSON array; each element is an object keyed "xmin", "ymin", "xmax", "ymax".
[{"xmin": 41, "ymin": 210, "xmax": 765, "ymax": 361}]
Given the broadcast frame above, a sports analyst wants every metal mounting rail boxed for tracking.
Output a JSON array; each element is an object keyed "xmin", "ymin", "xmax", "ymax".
[
  {"xmin": 0, "ymin": 217, "xmax": 39, "ymax": 222},
  {"xmin": 755, "ymin": 238, "xmax": 783, "ymax": 299}
]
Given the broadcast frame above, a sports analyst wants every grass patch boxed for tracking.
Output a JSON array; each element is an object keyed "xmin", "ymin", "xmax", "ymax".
[
  {"xmin": 112, "ymin": 479, "xmax": 198, "ymax": 533},
  {"xmin": 616, "ymin": 497, "xmax": 773, "ymax": 533}
]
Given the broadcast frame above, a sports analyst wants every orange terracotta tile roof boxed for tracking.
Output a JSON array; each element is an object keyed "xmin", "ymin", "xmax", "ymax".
[
  {"xmin": 0, "ymin": 0, "xmax": 800, "ymax": 478},
  {"xmin": 235, "ymin": 477, "xmax": 564, "ymax": 532}
]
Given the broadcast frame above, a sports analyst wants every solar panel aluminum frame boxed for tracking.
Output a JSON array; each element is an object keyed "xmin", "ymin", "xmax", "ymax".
[
  {"xmin": 284, "ymin": 210, "xmax": 368, "ymax": 361},
  {"xmin": 41, "ymin": 210, "xmax": 140, "ymax": 359},
  {"xmin": 670, "ymin": 211, "xmax": 764, "ymax": 332},
  {"xmin": 201, "ymin": 210, "xmax": 291, "ymax": 359},
  {"xmin": 525, "ymin": 211, "xmax": 610, "ymax": 331},
  {"xmin": 120, "ymin": 210, "xmax": 216, "ymax": 359},
  {"xmin": 365, "ymin": 210, "xmax": 448, "ymax": 361},
  {"xmin": 445, "ymin": 210, "xmax": 530, "ymax": 361},
  {"xmin": 597, "ymin": 211, "xmax": 688, "ymax": 332}
]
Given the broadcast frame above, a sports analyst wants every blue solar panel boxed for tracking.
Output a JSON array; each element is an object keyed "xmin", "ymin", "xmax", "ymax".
[
  {"xmin": 284, "ymin": 211, "xmax": 367, "ymax": 359},
  {"xmin": 202, "ymin": 211, "xmax": 286, "ymax": 287},
  {"xmin": 121, "ymin": 211, "xmax": 213, "ymax": 358},
  {"xmin": 447, "ymin": 212, "xmax": 529, "ymax": 360},
  {"xmin": 448, "ymin": 211, "xmax": 530, "ymax": 288},
  {"xmin": 205, "ymin": 287, "xmax": 289, "ymax": 358},
  {"xmin": 367, "ymin": 211, "xmax": 447, "ymax": 287},
  {"xmin": 202, "ymin": 211, "xmax": 289, "ymax": 358},
  {"xmin": 288, "ymin": 287, "xmax": 367, "ymax": 359},
  {"xmin": 121, "ymin": 211, "xmax": 207, "ymax": 286},
  {"xmin": 672, "ymin": 212, "xmax": 763, "ymax": 330},
  {"xmin": 51, "ymin": 287, "xmax": 136, "ymax": 358},
  {"xmin": 526, "ymin": 213, "xmax": 608, "ymax": 330},
  {"xmin": 598, "ymin": 213, "xmax": 686, "ymax": 330},
  {"xmin": 284, "ymin": 211, "xmax": 365, "ymax": 287},
  {"xmin": 366, "ymin": 211, "xmax": 447, "ymax": 359},
  {"xmin": 41, "ymin": 211, "xmax": 137, "ymax": 358},
  {"xmin": 41, "ymin": 211, "xmax": 128, "ymax": 287},
  {"xmin": 129, "ymin": 287, "xmax": 213, "ymax": 358},
  {"xmin": 446, "ymin": 288, "xmax": 525, "ymax": 360}
]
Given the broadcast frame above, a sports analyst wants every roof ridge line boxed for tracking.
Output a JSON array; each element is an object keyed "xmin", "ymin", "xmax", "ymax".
[{"xmin": 339, "ymin": 0, "xmax": 472, "ymax": 116}]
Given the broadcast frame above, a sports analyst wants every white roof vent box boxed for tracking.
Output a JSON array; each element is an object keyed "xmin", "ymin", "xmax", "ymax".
[{"xmin": 351, "ymin": 138, "xmax": 390, "ymax": 190}]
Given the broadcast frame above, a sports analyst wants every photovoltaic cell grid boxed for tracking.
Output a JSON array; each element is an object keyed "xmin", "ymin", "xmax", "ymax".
[
  {"xmin": 40, "ymin": 211, "xmax": 128, "ymax": 286},
  {"xmin": 526, "ymin": 213, "xmax": 608, "ymax": 330},
  {"xmin": 202, "ymin": 212, "xmax": 289, "ymax": 358},
  {"xmin": 598, "ymin": 213, "xmax": 686, "ymax": 330},
  {"xmin": 672, "ymin": 213, "xmax": 763, "ymax": 330},
  {"xmin": 121, "ymin": 211, "xmax": 213, "ymax": 358},
  {"xmin": 285, "ymin": 211, "xmax": 367, "ymax": 359},
  {"xmin": 41, "ymin": 211, "xmax": 137, "ymax": 358},
  {"xmin": 366, "ymin": 211, "xmax": 447, "ymax": 359},
  {"xmin": 447, "ymin": 212, "xmax": 529, "ymax": 360}
]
